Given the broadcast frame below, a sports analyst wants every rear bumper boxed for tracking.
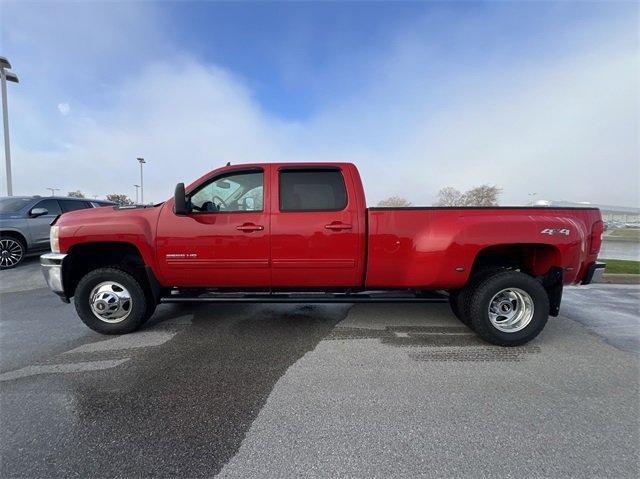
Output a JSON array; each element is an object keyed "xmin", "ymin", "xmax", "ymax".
[
  {"xmin": 582, "ymin": 262, "xmax": 606, "ymax": 285},
  {"xmin": 40, "ymin": 253, "xmax": 69, "ymax": 302}
]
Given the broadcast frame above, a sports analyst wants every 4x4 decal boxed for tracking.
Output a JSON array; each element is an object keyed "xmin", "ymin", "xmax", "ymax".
[{"xmin": 540, "ymin": 228, "xmax": 570, "ymax": 236}]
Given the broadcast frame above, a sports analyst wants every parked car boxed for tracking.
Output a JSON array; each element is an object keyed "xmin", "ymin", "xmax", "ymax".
[
  {"xmin": 40, "ymin": 163, "xmax": 605, "ymax": 346},
  {"xmin": 0, "ymin": 196, "xmax": 114, "ymax": 269}
]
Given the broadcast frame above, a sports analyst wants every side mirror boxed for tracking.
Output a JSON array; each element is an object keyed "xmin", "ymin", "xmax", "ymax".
[
  {"xmin": 174, "ymin": 183, "xmax": 188, "ymax": 215},
  {"xmin": 30, "ymin": 207, "xmax": 48, "ymax": 218}
]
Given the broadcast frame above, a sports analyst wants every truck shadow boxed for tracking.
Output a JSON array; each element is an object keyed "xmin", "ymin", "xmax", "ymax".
[
  {"xmin": 0, "ymin": 303, "xmax": 350, "ymax": 478},
  {"xmin": 324, "ymin": 300, "xmax": 543, "ymax": 362}
]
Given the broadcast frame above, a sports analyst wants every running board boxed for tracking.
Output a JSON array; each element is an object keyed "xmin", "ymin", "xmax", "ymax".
[{"xmin": 160, "ymin": 290, "xmax": 449, "ymax": 304}]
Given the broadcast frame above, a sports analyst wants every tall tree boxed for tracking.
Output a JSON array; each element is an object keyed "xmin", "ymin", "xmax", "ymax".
[
  {"xmin": 377, "ymin": 196, "xmax": 412, "ymax": 207},
  {"xmin": 67, "ymin": 190, "xmax": 85, "ymax": 198},
  {"xmin": 461, "ymin": 184, "xmax": 502, "ymax": 206},
  {"xmin": 434, "ymin": 187, "xmax": 463, "ymax": 206},
  {"xmin": 106, "ymin": 194, "xmax": 134, "ymax": 206}
]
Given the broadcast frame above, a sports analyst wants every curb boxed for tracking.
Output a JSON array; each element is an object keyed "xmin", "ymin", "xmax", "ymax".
[{"xmin": 601, "ymin": 274, "xmax": 640, "ymax": 285}]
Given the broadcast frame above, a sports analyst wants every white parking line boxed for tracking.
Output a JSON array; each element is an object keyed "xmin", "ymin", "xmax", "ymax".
[{"xmin": 0, "ymin": 359, "xmax": 129, "ymax": 382}]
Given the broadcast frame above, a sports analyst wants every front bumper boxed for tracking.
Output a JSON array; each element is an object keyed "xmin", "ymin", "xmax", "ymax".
[
  {"xmin": 40, "ymin": 253, "xmax": 69, "ymax": 302},
  {"xmin": 582, "ymin": 261, "xmax": 606, "ymax": 285}
]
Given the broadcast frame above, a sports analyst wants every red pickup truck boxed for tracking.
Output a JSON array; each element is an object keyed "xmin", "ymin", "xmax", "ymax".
[{"xmin": 40, "ymin": 163, "xmax": 605, "ymax": 346}]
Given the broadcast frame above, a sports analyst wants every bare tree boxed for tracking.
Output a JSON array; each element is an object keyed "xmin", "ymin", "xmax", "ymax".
[
  {"xmin": 67, "ymin": 190, "xmax": 85, "ymax": 198},
  {"xmin": 434, "ymin": 187, "xmax": 463, "ymax": 206},
  {"xmin": 461, "ymin": 185, "xmax": 502, "ymax": 206},
  {"xmin": 377, "ymin": 196, "xmax": 412, "ymax": 207},
  {"xmin": 435, "ymin": 185, "xmax": 502, "ymax": 206},
  {"xmin": 106, "ymin": 194, "xmax": 134, "ymax": 206}
]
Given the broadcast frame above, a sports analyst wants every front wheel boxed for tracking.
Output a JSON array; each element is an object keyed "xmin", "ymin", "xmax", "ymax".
[
  {"xmin": 467, "ymin": 271, "xmax": 549, "ymax": 346},
  {"xmin": 74, "ymin": 267, "xmax": 150, "ymax": 334}
]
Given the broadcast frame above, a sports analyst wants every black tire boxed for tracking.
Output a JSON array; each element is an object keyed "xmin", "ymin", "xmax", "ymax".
[
  {"xmin": 0, "ymin": 235, "xmax": 26, "ymax": 270},
  {"xmin": 466, "ymin": 271, "xmax": 549, "ymax": 346},
  {"xmin": 448, "ymin": 290, "xmax": 465, "ymax": 322},
  {"xmin": 452, "ymin": 267, "xmax": 505, "ymax": 328},
  {"xmin": 142, "ymin": 292, "xmax": 157, "ymax": 323},
  {"xmin": 74, "ymin": 267, "xmax": 149, "ymax": 334}
]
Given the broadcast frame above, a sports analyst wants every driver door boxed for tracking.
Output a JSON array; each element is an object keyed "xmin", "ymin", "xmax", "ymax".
[{"xmin": 156, "ymin": 166, "xmax": 271, "ymax": 287}]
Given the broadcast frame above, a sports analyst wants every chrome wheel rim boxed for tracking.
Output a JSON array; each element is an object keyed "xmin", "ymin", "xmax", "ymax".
[
  {"xmin": 0, "ymin": 239, "xmax": 23, "ymax": 268},
  {"xmin": 488, "ymin": 287, "xmax": 534, "ymax": 333},
  {"xmin": 89, "ymin": 281, "xmax": 132, "ymax": 323}
]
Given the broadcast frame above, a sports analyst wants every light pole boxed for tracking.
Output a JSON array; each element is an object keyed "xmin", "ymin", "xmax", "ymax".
[
  {"xmin": 0, "ymin": 57, "xmax": 19, "ymax": 196},
  {"xmin": 137, "ymin": 157, "xmax": 145, "ymax": 204},
  {"xmin": 133, "ymin": 184, "xmax": 140, "ymax": 204},
  {"xmin": 528, "ymin": 192, "xmax": 537, "ymax": 206},
  {"xmin": 47, "ymin": 187, "xmax": 60, "ymax": 196}
]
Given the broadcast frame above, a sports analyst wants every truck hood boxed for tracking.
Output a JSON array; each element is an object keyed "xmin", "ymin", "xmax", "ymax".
[
  {"xmin": 56, "ymin": 204, "xmax": 162, "ymax": 226},
  {"xmin": 56, "ymin": 204, "xmax": 165, "ymax": 254}
]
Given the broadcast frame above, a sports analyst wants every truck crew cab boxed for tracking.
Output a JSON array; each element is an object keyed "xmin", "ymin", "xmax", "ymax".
[{"xmin": 41, "ymin": 163, "xmax": 605, "ymax": 346}]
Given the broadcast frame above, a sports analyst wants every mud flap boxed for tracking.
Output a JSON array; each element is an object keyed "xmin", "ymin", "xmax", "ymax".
[
  {"xmin": 540, "ymin": 266, "xmax": 563, "ymax": 317},
  {"xmin": 144, "ymin": 266, "xmax": 163, "ymax": 303}
]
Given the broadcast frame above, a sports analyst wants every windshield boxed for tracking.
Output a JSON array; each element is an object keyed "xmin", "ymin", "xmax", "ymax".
[{"xmin": 0, "ymin": 197, "xmax": 33, "ymax": 213}]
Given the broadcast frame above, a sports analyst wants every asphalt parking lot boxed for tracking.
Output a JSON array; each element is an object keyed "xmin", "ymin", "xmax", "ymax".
[{"xmin": 1, "ymin": 259, "xmax": 638, "ymax": 478}]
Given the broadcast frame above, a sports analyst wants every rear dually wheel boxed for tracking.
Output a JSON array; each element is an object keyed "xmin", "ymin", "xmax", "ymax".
[{"xmin": 466, "ymin": 271, "xmax": 550, "ymax": 346}]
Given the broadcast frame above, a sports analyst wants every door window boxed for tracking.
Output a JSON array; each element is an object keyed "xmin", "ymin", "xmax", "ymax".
[
  {"xmin": 190, "ymin": 170, "xmax": 263, "ymax": 213},
  {"xmin": 59, "ymin": 200, "xmax": 91, "ymax": 213},
  {"xmin": 32, "ymin": 199, "xmax": 61, "ymax": 216},
  {"xmin": 279, "ymin": 169, "xmax": 347, "ymax": 212}
]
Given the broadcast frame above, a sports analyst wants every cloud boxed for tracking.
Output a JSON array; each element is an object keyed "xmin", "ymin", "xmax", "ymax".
[
  {"xmin": 2, "ymin": 3, "xmax": 638, "ymax": 207},
  {"xmin": 57, "ymin": 103, "xmax": 70, "ymax": 116}
]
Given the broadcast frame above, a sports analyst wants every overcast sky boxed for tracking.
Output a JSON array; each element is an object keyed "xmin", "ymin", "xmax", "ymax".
[{"xmin": 1, "ymin": 1, "xmax": 638, "ymax": 206}]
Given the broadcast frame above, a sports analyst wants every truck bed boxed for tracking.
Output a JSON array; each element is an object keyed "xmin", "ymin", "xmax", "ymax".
[{"xmin": 365, "ymin": 206, "xmax": 602, "ymax": 289}]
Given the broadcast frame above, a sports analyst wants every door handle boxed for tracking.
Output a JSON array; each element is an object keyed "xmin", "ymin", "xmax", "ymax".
[
  {"xmin": 324, "ymin": 222, "xmax": 352, "ymax": 230},
  {"xmin": 236, "ymin": 223, "xmax": 264, "ymax": 232}
]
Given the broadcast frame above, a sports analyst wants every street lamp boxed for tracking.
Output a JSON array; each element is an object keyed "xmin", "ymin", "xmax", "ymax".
[
  {"xmin": 133, "ymin": 184, "xmax": 140, "ymax": 204},
  {"xmin": 528, "ymin": 192, "xmax": 537, "ymax": 206},
  {"xmin": 137, "ymin": 157, "xmax": 145, "ymax": 204},
  {"xmin": 1, "ymin": 56, "xmax": 19, "ymax": 196},
  {"xmin": 47, "ymin": 187, "xmax": 60, "ymax": 196}
]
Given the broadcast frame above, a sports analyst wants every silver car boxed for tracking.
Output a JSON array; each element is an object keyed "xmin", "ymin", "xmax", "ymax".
[{"xmin": 0, "ymin": 196, "xmax": 114, "ymax": 269}]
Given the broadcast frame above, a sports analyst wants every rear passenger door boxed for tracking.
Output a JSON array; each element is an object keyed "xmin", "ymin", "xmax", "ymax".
[
  {"xmin": 270, "ymin": 166, "xmax": 364, "ymax": 287},
  {"xmin": 27, "ymin": 199, "xmax": 62, "ymax": 248}
]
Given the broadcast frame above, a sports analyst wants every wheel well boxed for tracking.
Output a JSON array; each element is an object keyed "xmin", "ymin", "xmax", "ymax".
[
  {"xmin": 470, "ymin": 243, "xmax": 561, "ymax": 277},
  {"xmin": 65, "ymin": 242, "xmax": 151, "ymax": 298},
  {"xmin": 470, "ymin": 244, "xmax": 564, "ymax": 316},
  {"xmin": 1, "ymin": 230, "xmax": 27, "ymax": 248}
]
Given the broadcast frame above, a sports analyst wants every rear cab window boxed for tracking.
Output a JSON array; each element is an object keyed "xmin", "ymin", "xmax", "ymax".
[{"xmin": 279, "ymin": 169, "xmax": 348, "ymax": 212}]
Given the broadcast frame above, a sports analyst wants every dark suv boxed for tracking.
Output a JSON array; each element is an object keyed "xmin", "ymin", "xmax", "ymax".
[{"xmin": 0, "ymin": 196, "xmax": 114, "ymax": 269}]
